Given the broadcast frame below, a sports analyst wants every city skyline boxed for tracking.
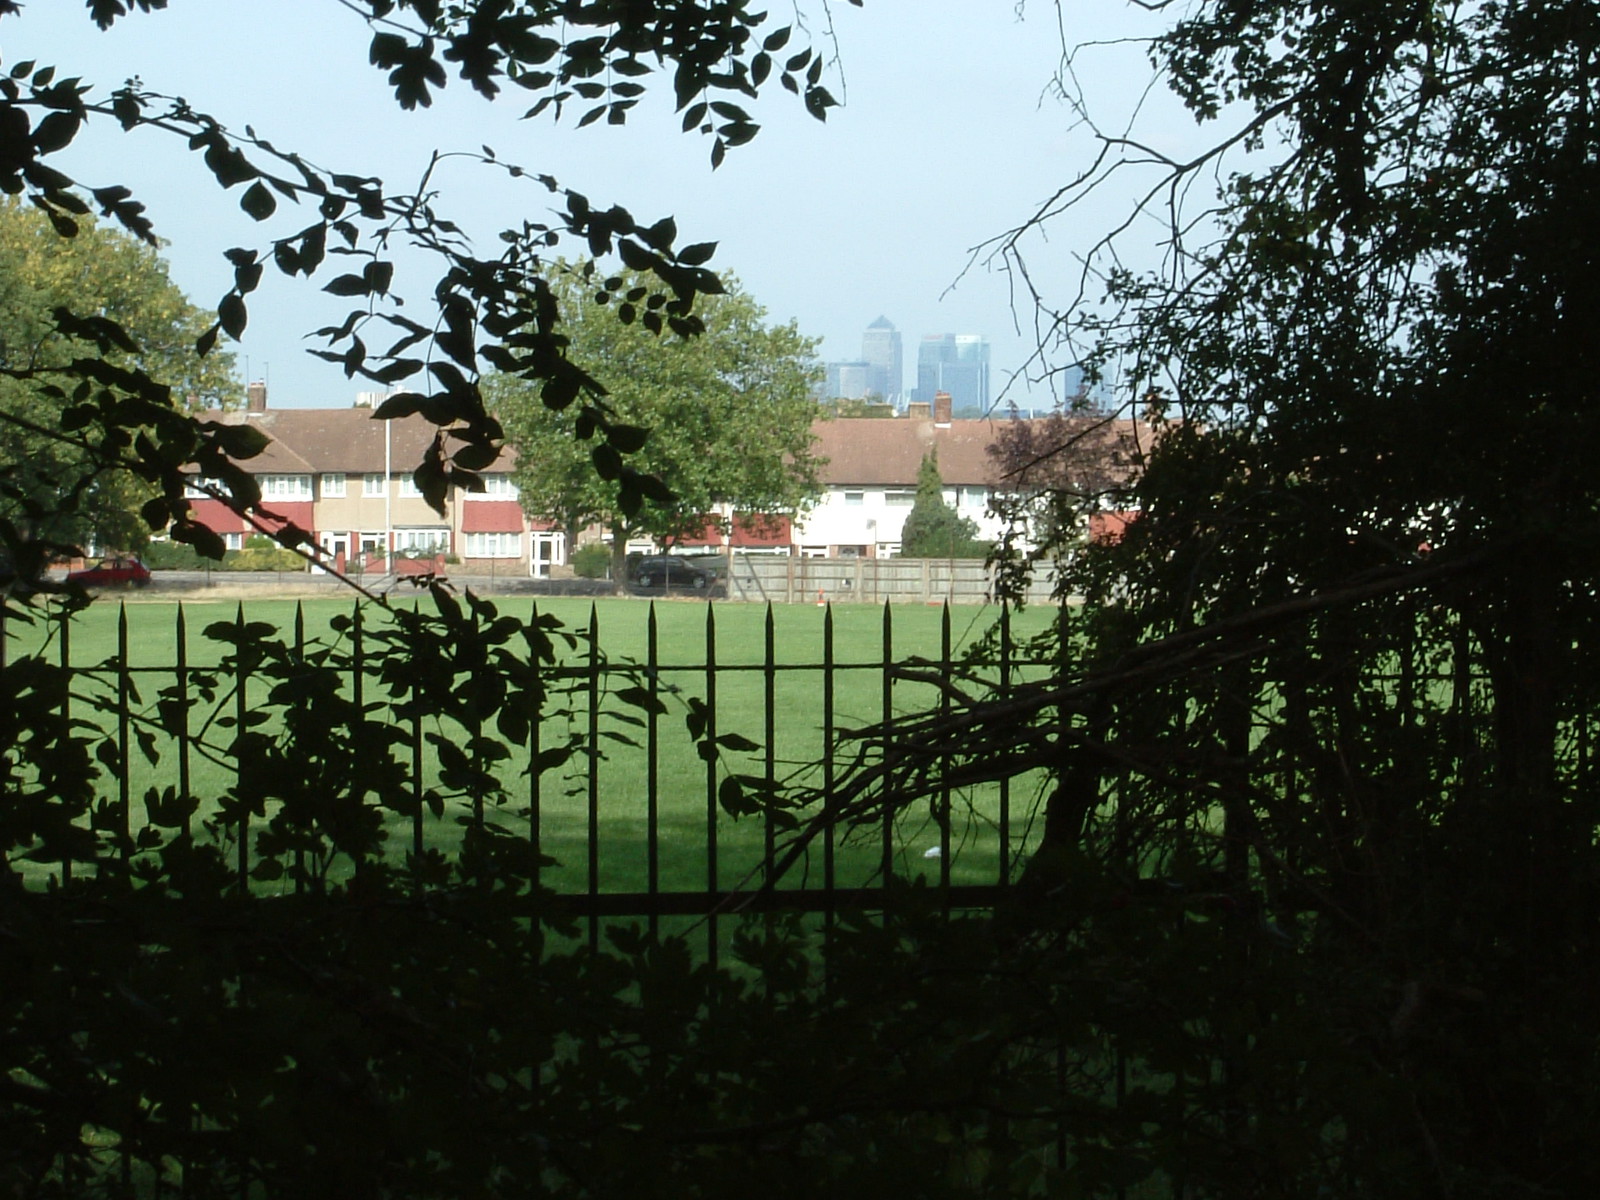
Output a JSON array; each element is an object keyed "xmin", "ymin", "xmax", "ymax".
[{"xmin": 827, "ymin": 319, "xmax": 999, "ymax": 413}]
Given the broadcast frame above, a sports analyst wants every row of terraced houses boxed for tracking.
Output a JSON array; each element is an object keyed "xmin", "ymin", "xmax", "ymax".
[{"xmin": 183, "ymin": 384, "xmax": 1133, "ymax": 575}]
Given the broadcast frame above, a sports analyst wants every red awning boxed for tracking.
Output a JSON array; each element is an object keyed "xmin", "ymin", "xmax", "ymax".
[
  {"xmin": 185, "ymin": 497, "xmax": 249, "ymax": 533},
  {"xmin": 254, "ymin": 501, "xmax": 315, "ymax": 536},
  {"xmin": 1088, "ymin": 511, "xmax": 1137, "ymax": 543},
  {"xmin": 184, "ymin": 498, "xmax": 315, "ymax": 543},
  {"xmin": 730, "ymin": 513, "xmax": 791, "ymax": 548},
  {"xmin": 461, "ymin": 500, "xmax": 526, "ymax": 534},
  {"xmin": 677, "ymin": 513, "xmax": 792, "ymax": 549}
]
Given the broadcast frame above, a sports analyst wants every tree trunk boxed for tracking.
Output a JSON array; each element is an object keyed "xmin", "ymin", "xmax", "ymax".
[{"xmin": 609, "ymin": 519, "xmax": 631, "ymax": 594}]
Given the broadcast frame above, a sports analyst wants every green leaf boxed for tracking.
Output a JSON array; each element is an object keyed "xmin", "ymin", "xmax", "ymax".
[
  {"xmin": 613, "ymin": 686, "xmax": 668, "ymax": 716},
  {"xmin": 240, "ymin": 181, "xmax": 276, "ymax": 220},
  {"xmin": 323, "ymin": 273, "xmax": 370, "ymax": 297},
  {"xmin": 218, "ymin": 292, "xmax": 248, "ymax": 339},
  {"xmin": 606, "ymin": 424, "xmax": 649, "ymax": 453}
]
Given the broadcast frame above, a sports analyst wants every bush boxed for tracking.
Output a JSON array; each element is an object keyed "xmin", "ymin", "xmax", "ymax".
[
  {"xmin": 140, "ymin": 539, "xmax": 210, "ymax": 570},
  {"xmin": 140, "ymin": 535, "xmax": 305, "ymax": 572},
  {"xmin": 571, "ymin": 542, "xmax": 612, "ymax": 579}
]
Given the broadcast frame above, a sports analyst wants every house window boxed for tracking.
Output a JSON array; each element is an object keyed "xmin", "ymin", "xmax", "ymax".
[
  {"xmin": 321, "ymin": 473, "xmax": 346, "ymax": 498},
  {"xmin": 843, "ymin": 491, "xmax": 865, "ymax": 507},
  {"xmin": 398, "ymin": 474, "xmax": 423, "ymax": 499},
  {"xmin": 223, "ymin": 532, "xmax": 244, "ymax": 551},
  {"xmin": 259, "ymin": 474, "xmax": 312, "ymax": 500},
  {"xmin": 184, "ymin": 476, "xmax": 223, "ymax": 499},
  {"xmin": 962, "ymin": 486, "xmax": 989, "ymax": 508},
  {"xmin": 884, "ymin": 489, "xmax": 915, "ymax": 506},
  {"xmin": 363, "ymin": 473, "xmax": 386, "ymax": 497},
  {"xmin": 464, "ymin": 531, "xmax": 521, "ymax": 558},
  {"xmin": 472, "ymin": 474, "xmax": 520, "ymax": 499},
  {"xmin": 393, "ymin": 527, "xmax": 450, "ymax": 553}
]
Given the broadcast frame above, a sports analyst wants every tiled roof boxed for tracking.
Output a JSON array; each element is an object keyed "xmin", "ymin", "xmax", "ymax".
[
  {"xmin": 811, "ymin": 415, "xmax": 1147, "ymax": 490},
  {"xmin": 811, "ymin": 418, "xmax": 1004, "ymax": 486},
  {"xmin": 203, "ymin": 407, "xmax": 520, "ymax": 475}
]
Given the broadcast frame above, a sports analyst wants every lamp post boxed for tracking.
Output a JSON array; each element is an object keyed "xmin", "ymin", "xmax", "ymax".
[{"xmin": 384, "ymin": 412, "xmax": 392, "ymax": 571}]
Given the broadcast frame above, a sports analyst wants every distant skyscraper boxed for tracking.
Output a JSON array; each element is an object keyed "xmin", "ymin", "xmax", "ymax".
[
  {"xmin": 825, "ymin": 361, "xmax": 872, "ymax": 399},
  {"xmin": 860, "ymin": 316, "xmax": 902, "ymax": 405},
  {"xmin": 916, "ymin": 333, "xmax": 990, "ymax": 412}
]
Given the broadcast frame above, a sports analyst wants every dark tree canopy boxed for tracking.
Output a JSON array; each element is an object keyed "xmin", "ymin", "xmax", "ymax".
[{"xmin": 800, "ymin": 0, "xmax": 1600, "ymax": 1194}]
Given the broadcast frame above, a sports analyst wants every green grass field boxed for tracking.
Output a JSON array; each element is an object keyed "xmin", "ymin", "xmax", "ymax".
[{"xmin": 4, "ymin": 594, "xmax": 1062, "ymax": 898}]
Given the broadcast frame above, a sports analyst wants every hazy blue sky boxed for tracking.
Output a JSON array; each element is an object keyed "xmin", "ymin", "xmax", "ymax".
[{"xmin": 5, "ymin": 1, "xmax": 1194, "ymax": 410}]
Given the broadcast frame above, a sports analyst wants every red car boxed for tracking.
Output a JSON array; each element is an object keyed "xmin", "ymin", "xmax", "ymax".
[{"xmin": 67, "ymin": 556, "xmax": 152, "ymax": 588}]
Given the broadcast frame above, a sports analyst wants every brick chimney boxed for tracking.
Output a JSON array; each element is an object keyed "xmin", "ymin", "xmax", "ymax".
[
  {"xmin": 246, "ymin": 381, "xmax": 267, "ymax": 412},
  {"xmin": 933, "ymin": 390, "xmax": 953, "ymax": 425}
]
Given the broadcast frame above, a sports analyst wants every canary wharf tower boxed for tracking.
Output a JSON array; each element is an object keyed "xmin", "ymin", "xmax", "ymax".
[
  {"xmin": 916, "ymin": 333, "xmax": 991, "ymax": 412},
  {"xmin": 860, "ymin": 317, "xmax": 904, "ymax": 406}
]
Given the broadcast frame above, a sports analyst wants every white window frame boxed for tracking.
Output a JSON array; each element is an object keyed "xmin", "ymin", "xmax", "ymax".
[
  {"xmin": 464, "ymin": 531, "xmax": 522, "ymax": 558},
  {"xmin": 884, "ymin": 489, "xmax": 915, "ymax": 506},
  {"xmin": 470, "ymin": 474, "xmax": 520, "ymax": 499},
  {"xmin": 363, "ymin": 473, "xmax": 386, "ymax": 497},
  {"xmin": 398, "ymin": 474, "xmax": 423, "ymax": 498},
  {"xmin": 321, "ymin": 472, "xmax": 346, "ymax": 498},
  {"xmin": 393, "ymin": 527, "xmax": 450, "ymax": 553},
  {"xmin": 259, "ymin": 474, "xmax": 312, "ymax": 500},
  {"xmin": 842, "ymin": 491, "xmax": 865, "ymax": 507}
]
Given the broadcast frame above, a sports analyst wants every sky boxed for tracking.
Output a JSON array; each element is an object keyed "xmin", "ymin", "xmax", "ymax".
[{"xmin": 3, "ymin": 0, "xmax": 1197, "ymax": 411}]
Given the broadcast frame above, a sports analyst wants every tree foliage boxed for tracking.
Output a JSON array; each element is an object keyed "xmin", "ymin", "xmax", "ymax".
[
  {"xmin": 897, "ymin": 450, "xmax": 987, "ymax": 559},
  {"xmin": 0, "ymin": 200, "xmax": 238, "ymax": 554},
  {"xmin": 493, "ymin": 267, "xmax": 821, "ymax": 575},
  {"xmin": 985, "ymin": 406, "xmax": 1140, "ymax": 587}
]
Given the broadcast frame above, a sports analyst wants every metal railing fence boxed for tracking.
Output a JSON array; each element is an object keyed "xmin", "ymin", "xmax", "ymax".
[{"xmin": 2, "ymin": 597, "xmax": 1056, "ymax": 957}]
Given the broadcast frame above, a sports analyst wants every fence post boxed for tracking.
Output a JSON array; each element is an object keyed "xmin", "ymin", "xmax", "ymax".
[
  {"xmin": 289, "ymin": 604, "xmax": 312, "ymax": 893},
  {"xmin": 118, "ymin": 605, "xmax": 132, "ymax": 864},
  {"xmin": 704, "ymin": 603, "xmax": 720, "ymax": 966},
  {"xmin": 528, "ymin": 602, "xmax": 543, "ymax": 900},
  {"xmin": 233, "ymin": 604, "xmax": 249, "ymax": 894},
  {"xmin": 880, "ymin": 601, "xmax": 894, "ymax": 883},
  {"xmin": 59, "ymin": 612, "xmax": 77, "ymax": 883},
  {"xmin": 587, "ymin": 603, "xmax": 601, "ymax": 951},
  {"xmin": 822, "ymin": 603, "xmax": 836, "ymax": 949},
  {"xmin": 939, "ymin": 602, "xmax": 951, "ymax": 898},
  {"xmin": 998, "ymin": 603, "xmax": 1011, "ymax": 886},
  {"xmin": 175, "ymin": 606, "xmax": 191, "ymax": 845},
  {"xmin": 409, "ymin": 601, "xmax": 425, "ymax": 885},
  {"xmin": 763, "ymin": 603, "xmax": 777, "ymax": 886},
  {"xmin": 646, "ymin": 602, "xmax": 661, "ymax": 937}
]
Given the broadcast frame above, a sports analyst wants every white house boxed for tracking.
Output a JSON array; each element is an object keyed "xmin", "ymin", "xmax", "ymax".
[{"xmin": 795, "ymin": 409, "xmax": 1005, "ymax": 558}]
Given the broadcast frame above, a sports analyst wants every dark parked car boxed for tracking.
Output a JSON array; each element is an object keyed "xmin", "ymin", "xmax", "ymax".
[
  {"xmin": 67, "ymin": 556, "xmax": 152, "ymax": 588},
  {"xmin": 630, "ymin": 555, "xmax": 714, "ymax": 591}
]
